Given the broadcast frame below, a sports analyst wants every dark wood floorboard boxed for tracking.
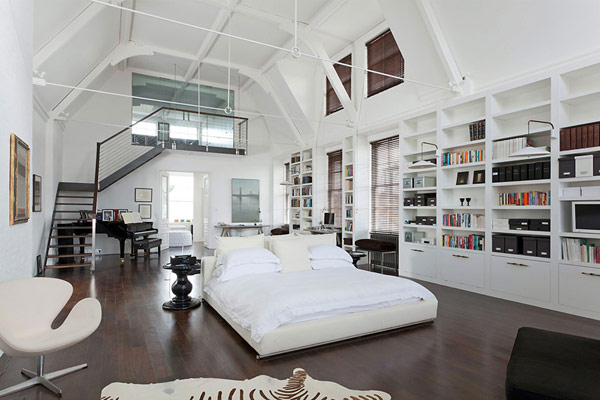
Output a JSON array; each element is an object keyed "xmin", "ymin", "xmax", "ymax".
[{"xmin": 0, "ymin": 243, "xmax": 598, "ymax": 399}]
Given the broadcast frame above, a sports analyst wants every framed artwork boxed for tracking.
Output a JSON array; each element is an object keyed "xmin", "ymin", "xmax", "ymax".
[
  {"xmin": 135, "ymin": 188, "xmax": 153, "ymax": 202},
  {"xmin": 102, "ymin": 209, "xmax": 114, "ymax": 222},
  {"xmin": 33, "ymin": 174, "xmax": 42, "ymax": 212},
  {"xmin": 473, "ymin": 170, "xmax": 485, "ymax": 184},
  {"xmin": 456, "ymin": 171, "xmax": 469, "ymax": 186},
  {"xmin": 231, "ymin": 178, "xmax": 260, "ymax": 223},
  {"xmin": 139, "ymin": 203, "xmax": 152, "ymax": 219},
  {"xmin": 10, "ymin": 133, "xmax": 30, "ymax": 225}
]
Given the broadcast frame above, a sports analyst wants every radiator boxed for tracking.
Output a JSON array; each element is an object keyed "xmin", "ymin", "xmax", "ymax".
[{"xmin": 369, "ymin": 232, "xmax": 398, "ymax": 270}]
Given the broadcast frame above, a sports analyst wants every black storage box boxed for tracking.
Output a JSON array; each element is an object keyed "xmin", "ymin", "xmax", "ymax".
[
  {"xmin": 427, "ymin": 216, "xmax": 436, "ymax": 225},
  {"xmin": 416, "ymin": 216, "xmax": 428, "ymax": 225},
  {"xmin": 499, "ymin": 167, "xmax": 506, "ymax": 182},
  {"xmin": 492, "ymin": 235, "xmax": 505, "ymax": 253},
  {"xmin": 534, "ymin": 162, "xmax": 544, "ymax": 180},
  {"xmin": 513, "ymin": 165, "xmax": 521, "ymax": 181},
  {"xmin": 492, "ymin": 167, "xmax": 500, "ymax": 182},
  {"xmin": 528, "ymin": 163, "xmax": 535, "ymax": 181},
  {"xmin": 427, "ymin": 197, "xmax": 436, "ymax": 206},
  {"xmin": 559, "ymin": 158, "xmax": 575, "ymax": 179},
  {"xmin": 505, "ymin": 236, "xmax": 522, "ymax": 254},
  {"xmin": 542, "ymin": 161, "xmax": 551, "ymax": 179},
  {"xmin": 520, "ymin": 164, "xmax": 529, "ymax": 181},
  {"xmin": 595, "ymin": 155, "xmax": 600, "ymax": 176},
  {"xmin": 523, "ymin": 237, "xmax": 537, "ymax": 257},
  {"xmin": 509, "ymin": 219, "xmax": 529, "ymax": 230},
  {"xmin": 537, "ymin": 237, "xmax": 550, "ymax": 258},
  {"xmin": 404, "ymin": 198, "xmax": 415, "ymax": 206},
  {"xmin": 415, "ymin": 194, "xmax": 425, "ymax": 206},
  {"xmin": 529, "ymin": 219, "xmax": 550, "ymax": 231},
  {"xmin": 505, "ymin": 166, "xmax": 513, "ymax": 182}
]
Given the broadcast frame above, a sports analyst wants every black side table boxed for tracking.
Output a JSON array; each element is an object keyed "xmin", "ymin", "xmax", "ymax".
[
  {"xmin": 347, "ymin": 251, "xmax": 366, "ymax": 267},
  {"xmin": 163, "ymin": 257, "xmax": 202, "ymax": 311}
]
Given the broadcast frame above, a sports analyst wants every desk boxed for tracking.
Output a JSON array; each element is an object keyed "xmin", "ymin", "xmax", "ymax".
[
  {"xmin": 306, "ymin": 227, "xmax": 342, "ymax": 246},
  {"xmin": 215, "ymin": 224, "xmax": 269, "ymax": 237}
]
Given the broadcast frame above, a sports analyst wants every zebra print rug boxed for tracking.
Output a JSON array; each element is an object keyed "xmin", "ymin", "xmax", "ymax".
[{"xmin": 101, "ymin": 368, "xmax": 390, "ymax": 400}]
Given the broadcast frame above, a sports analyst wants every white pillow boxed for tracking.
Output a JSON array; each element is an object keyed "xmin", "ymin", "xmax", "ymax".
[
  {"xmin": 215, "ymin": 234, "xmax": 265, "ymax": 258},
  {"xmin": 308, "ymin": 244, "xmax": 353, "ymax": 263},
  {"xmin": 265, "ymin": 234, "xmax": 296, "ymax": 252},
  {"xmin": 214, "ymin": 262, "xmax": 282, "ymax": 282},
  {"xmin": 302, "ymin": 233, "xmax": 337, "ymax": 247},
  {"xmin": 218, "ymin": 248, "xmax": 279, "ymax": 268},
  {"xmin": 272, "ymin": 238, "xmax": 312, "ymax": 273},
  {"xmin": 311, "ymin": 259, "xmax": 355, "ymax": 270}
]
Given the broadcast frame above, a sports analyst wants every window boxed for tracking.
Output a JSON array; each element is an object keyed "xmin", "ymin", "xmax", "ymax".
[
  {"xmin": 327, "ymin": 150, "xmax": 343, "ymax": 228},
  {"xmin": 371, "ymin": 136, "xmax": 399, "ymax": 234},
  {"xmin": 325, "ymin": 54, "xmax": 352, "ymax": 115},
  {"xmin": 168, "ymin": 172, "xmax": 194, "ymax": 222},
  {"xmin": 366, "ymin": 29, "xmax": 404, "ymax": 97}
]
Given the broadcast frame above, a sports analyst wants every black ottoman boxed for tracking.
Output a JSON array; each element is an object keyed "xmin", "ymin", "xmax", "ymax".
[{"xmin": 506, "ymin": 327, "xmax": 600, "ymax": 400}]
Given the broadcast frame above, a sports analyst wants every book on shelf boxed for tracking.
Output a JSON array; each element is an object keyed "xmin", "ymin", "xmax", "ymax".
[
  {"xmin": 346, "ymin": 180, "xmax": 354, "ymax": 191},
  {"xmin": 291, "ymin": 165, "xmax": 300, "ymax": 175},
  {"xmin": 442, "ymin": 234, "xmax": 485, "ymax": 251},
  {"xmin": 301, "ymin": 186, "xmax": 312, "ymax": 196},
  {"xmin": 345, "ymin": 221, "xmax": 353, "ymax": 232},
  {"xmin": 443, "ymin": 213, "xmax": 485, "ymax": 229},
  {"xmin": 561, "ymin": 238, "xmax": 600, "ymax": 264},
  {"xmin": 291, "ymin": 155, "xmax": 301, "ymax": 163},
  {"xmin": 302, "ymin": 176, "xmax": 312, "ymax": 184},
  {"xmin": 303, "ymin": 198, "xmax": 312, "ymax": 208},
  {"xmin": 291, "ymin": 199, "xmax": 301, "ymax": 208},
  {"xmin": 493, "ymin": 137, "xmax": 531, "ymax": 160},
  {"xmin": 345, "ymin": 166, "xmax": 354, "ymax": 177},
  {"xmin": 498, "ymin": 191, "xmax": 550, "ymax": 206},
  {"xmin": 442, "ymin": 149, "xmax": 484, "ymax": 166},
  {"xmin": 469, "ymin": 120, "xmax": 486, "ymax": 141},
  {"xmin": 345, "ymin": 208, "xmax": 353, "ymax": 218},
  {"xmin": 560, "ymin": 122, "xmax": 600, "ymax": 151},
  {"xmin": 291, "ymin": 188, "xmax": 300, "ymax": 197},
  {"xmin": 345, "ymin": 194, "xmax": 354, "ymax": 205}
]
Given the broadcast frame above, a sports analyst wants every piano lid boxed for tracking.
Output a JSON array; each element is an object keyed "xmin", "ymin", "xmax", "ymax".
[{"xmin": 121, "ymin": 212, "xmax": 143, "ymax": 224}]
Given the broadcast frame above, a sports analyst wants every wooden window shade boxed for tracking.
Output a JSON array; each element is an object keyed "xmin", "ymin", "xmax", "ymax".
[
  {"xmin": 325, "ymin": 54, "xmax": 352, "ymax": 116},
  {"xmin": 327, "ymin": 150, "xmax": 343, "ymax": 227},
  {"xmin": 371, "ymin": 136, "xmax": 400, "ymax": 234},
  {"xmin": 366, "ymin": 29, "xmax": 404, "ymax": 97}
]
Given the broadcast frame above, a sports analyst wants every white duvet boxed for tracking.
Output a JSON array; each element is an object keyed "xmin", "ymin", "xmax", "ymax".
[{"xmin": 204, "ymin": 266, "xmax": 436, "ymax": 342}]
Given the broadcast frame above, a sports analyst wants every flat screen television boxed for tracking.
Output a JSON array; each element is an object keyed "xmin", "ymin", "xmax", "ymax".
[
  {"xmin": 572, "ymin": 202, "xmax": 600, "ymax": 233},
  {"xmin": 323, "ymin": 212, "xmax": 335, "ymax": 227}
]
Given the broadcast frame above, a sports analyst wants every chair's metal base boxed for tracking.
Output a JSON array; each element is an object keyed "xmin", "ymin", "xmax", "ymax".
[{"xmin": 0, "ymin": 355, "xmax": 87, "ymax": 398}]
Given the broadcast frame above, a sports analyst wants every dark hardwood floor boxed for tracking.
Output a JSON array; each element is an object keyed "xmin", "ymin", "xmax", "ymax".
[{"xmin": 1, "ymin": 244, "xmax": 599, "ymax": 399}]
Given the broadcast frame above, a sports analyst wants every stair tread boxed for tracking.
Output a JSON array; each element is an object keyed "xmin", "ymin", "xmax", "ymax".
[
  {"xmin": 52, "ymin": 226, "xmax": 91, "ymax": 230},
  {"xmin": 55, "ymin": 203, "xmax": 93, "ymax": 206},
  {"xmin": 45, "ymin": 263, "xmax": 92, "ymax": 269},
  {"xmin": 57, "ymin": 195, "xmax": 94, "ymax": 199},
  {"xmin": 54, "ymin": 210, "xmax": 93, "ymax": 213},
  {"xmin": 47, "ymin": 253, "xmax": 92, "ymax": 258},
  {"xmin": 50, "ymin": 234, "xmax": 93, "ymax": 239},
  {"xmin": 53, "ymin": 218, "xmax": 93, "ymax": 221},
  {"xmin": 49, "ymin": 244, "xmax": 91, "ymax": 248}
]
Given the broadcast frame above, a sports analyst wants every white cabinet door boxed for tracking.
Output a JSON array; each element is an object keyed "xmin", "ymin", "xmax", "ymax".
[
  {"xmin": 440, "ymin": 249, "xmax": 485, "ymax": 288},
  {"xmin": 401, "ymin": 244, "xmax": 438, "ymax": 278},
  {"xmin": 559, "ymin": 263, "xmax": 600, "ymax": 313},
  {"xmin": 491, "ymin": 256, "xmax": 551, "ymax": 302}
]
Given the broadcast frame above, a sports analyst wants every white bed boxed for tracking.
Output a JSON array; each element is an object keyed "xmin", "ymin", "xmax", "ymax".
[{"xmin": 201, "ymin": 237, "xmax": 437, "ymax": 358}]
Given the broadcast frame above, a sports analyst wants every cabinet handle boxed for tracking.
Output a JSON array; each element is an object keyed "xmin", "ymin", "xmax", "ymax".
[
  {"xmin": 581, "ymin": 272, "xmax": 600, "ymax": 278},
  {"xmin": 507, "ymin": 262, "xmax": 528, "ymax": 267},
  {"xmin": 411, "ymin": 249, "xmax": 424, "ymax": 253},
  {"xmin": 452, "ymin": 254, "xmax": 469, "ymax": 259}
]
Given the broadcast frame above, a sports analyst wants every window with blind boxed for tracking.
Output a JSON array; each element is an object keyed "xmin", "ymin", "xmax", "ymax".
[
  {"xmin": 371, "ymin": 136, "xmax": 400, "ymax": 234},
  {"xmin": 325, "ymin": 54, "xmax": 352, "ymax": 115},
  {"xmin": 327, "ymin": 150, "xmax": 343, "ymax": 227},
  {"xmin": 366, "ymin": 29, "xmax": 404, "ymax": 97}
]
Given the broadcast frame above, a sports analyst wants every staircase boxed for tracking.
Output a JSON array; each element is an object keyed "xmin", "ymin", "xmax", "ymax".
[{"xmin": 43, "ymin": 182, "xmax": 96, "ymax": 271}]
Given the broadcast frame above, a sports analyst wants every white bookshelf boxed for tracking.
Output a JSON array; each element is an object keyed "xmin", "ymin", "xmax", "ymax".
[
  {"xmin": 289, "ymin": 148, "xmax": 314, "ymax": 232},
  {"xmin": 396, "ymin": 59, "xmax": 600, "ymax": 320},
  {"xmin": 342, "ymin": 136, "xmax": 355, "ymax": 249}
]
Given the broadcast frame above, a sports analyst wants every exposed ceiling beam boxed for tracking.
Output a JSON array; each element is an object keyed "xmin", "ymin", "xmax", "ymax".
[
  {"xmin": 117, "ymin": 0, "xmax": 135, "ymax": 71},
  {"xmin": 34, "ymin": 3, "xmax": 105, "ymax": 70},
  {"xmin": 304, "ymin": 34, "xmax": 357, "ymax": 125},
  {"xmin": 415, "ymin": 0, "xmax": 463, "ymax": 87},
  {"xmin": 183, "ymin": 0, "xmax": 241, "ymax": 82},
  {"xmin": 50, "ymin": 44, "xmax": 122, "ymax": 119},
  {"xmin": 191, "ymin": 0, "xmax": 305, "ymax": 26},
  {"xmin": 241, "ymin": 0, "xmax": 348, "ymax": 92}
]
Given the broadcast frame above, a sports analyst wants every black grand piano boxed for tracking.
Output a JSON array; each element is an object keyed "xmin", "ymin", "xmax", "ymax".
[{"xmin": 72, "ymin": 216, "xmax": 161, "ymax": 263}]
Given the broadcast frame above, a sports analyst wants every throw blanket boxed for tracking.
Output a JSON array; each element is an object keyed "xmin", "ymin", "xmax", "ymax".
[{"xmin": 101, "ymin": 368, "xmax": 391, "ymax": 400}]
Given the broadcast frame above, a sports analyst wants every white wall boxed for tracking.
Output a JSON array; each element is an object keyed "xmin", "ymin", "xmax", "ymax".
[{"xmin": 0, "ymin": 0, "xmax": 34, "ymax": 282}]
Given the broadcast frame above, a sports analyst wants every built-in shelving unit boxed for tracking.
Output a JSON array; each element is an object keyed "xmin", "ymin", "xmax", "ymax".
[
  {"xmin": 289, "ymin": 148, "xmax": 313, "ymax": 232},
  {"xmin": 398, "ymin": 59, "xmax": 600, "ymax": 320},
  {"xmin": 342, "ymin": 136, "xmax": 355, "ymax": 249}
]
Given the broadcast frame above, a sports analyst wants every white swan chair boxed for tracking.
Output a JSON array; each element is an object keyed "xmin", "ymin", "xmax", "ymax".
[{"xmin": 0, "ymin": 277, "xmax": 101, "ymax": 397}]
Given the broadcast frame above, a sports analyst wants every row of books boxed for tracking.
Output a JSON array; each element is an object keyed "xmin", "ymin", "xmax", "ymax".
[
  {"xmin": 492, "ymin": 137, "xmax": 530, "ymax": 160},
  {"xmin": 561, "ymin": 238, "xmax": 600, "ymax": 264},
  {"xmin": 560, "ymin": 122, "xmax": 600, "ymax": 151},
  {"xmin": 291, "ymin": 199, "xmax": 301, "ymax": 208},
  {"xmin": 291, "ymin": 155, "xmax": 301, "ymax": 163},
  {"xmin": 302, "ymin": 176, "xmax": 312, "ymax": 184},
  {"xmin": 346, "ymin": 180, "xmax": 354, "ymax": 191},
  {"xmin": 291, "ymin": 188, "xmax": 300, "ymax": 197},
  {"xmin": 442, "ymin": 234, "xmax": 485, "ymax": 251},
  {"xmin": 345, "ymin": 208, "xmax": 353, "ymax": 218},
  {"xmin": 345, "ymin": 221, "xmax": 353, "ymax": 232},
  {"xmin": 301, "ymin": 186, "xmax": 312, "ymax": 196},
  {"xmin": 442, "ymin": 213, "xmax": 485, "ymax": 228},
  {"xmin": 498, "ymin": 191, "xmax": 550, "ymax": 206},
  {"xmin": 442, "ymin": 150, "xmax": 484, "ymax": 166},
  {"xmin": 345, "ymin": 166, "xmax": 354, "ymax": 177},
  {"xmin": 469, "ymin": 120, "xmax": 486, "ymax": 141},
  {"xmin": 345, "ymin": 194, "xmax": 354, "ymax": 205},
  {"xmin": 291, "ymin": 165, "xmax": 300, "ymax": 175},
  {"xmin": 303, "ymin": 198, "xmax": 313, "ymax": 208}
]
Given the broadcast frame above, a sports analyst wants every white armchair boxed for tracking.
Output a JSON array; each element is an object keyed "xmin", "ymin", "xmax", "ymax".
[{"xmin": 0, "ymin": 277, "xmax": 102, "ymax": 398}]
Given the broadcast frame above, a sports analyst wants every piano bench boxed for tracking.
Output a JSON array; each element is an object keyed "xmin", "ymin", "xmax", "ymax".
[{"xmin": 133, "ymin": 238, "xmax": 162, "ymax": 258}]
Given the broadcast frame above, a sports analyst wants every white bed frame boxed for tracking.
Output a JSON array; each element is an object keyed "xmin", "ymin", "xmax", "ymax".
[{"xmin": 201, "ymin": 256, "xmax": 438, "ymax": 358}]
